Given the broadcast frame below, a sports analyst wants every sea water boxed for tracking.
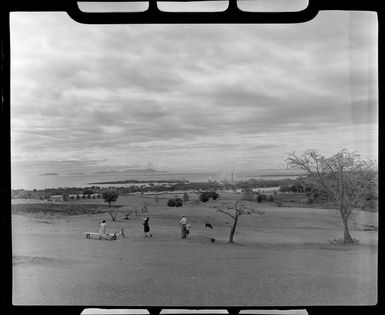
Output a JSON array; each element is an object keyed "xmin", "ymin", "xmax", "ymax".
[{"xmin": 11, "ymin": 170, "xmax": 302, "ymax": 190}]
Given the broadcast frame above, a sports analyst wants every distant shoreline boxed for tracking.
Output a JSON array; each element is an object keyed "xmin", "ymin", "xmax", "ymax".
[
  {"xmin": 247, "ymin": 173, "xmax": 305, "ymax": 178},
  {"xmin": 88, "ymin": 179, "xmax": 185, "ymax": 185},
  {"xmin": 92, "ymin": 168, "xmax": 168, "ymax": 175}
]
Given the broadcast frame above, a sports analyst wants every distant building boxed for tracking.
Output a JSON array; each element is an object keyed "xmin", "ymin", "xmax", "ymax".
[{"xmin": 50, "ymin": 195, "xmax": 63, "ymax": 202}]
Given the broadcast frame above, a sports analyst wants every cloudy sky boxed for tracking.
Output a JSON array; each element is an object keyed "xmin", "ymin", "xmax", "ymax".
[{"xmin": 10, "ymin": 8, "xmax": 378, "ymax": 177}]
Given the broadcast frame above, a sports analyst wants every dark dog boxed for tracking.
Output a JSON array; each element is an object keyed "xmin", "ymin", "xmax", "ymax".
[{"xmin": 205, "ymin": 223, "xmax": 213, "ymax": 229}]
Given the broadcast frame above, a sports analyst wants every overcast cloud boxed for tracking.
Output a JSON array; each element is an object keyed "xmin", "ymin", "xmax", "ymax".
[{"xmin": 10, "ymin": 10, "xmax": 378, "ymax": 176}]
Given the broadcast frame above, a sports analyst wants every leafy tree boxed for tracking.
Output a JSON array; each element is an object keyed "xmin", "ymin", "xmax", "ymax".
[
  {"xmin": 62, "ymin": 193, "xmax": 69, "ymax": 202},
  {"xmin": 103, "ymin": 191, "xmax": 119, "ymax": 205},
  {"xmin": 83, "ymin": 188, "xmax": 94, "ymax": 195},
  {"xmin": 291, "ymin": 183, "xmax": 305, "ymax": 193},
  {"xmin": 287, "ymin": 149, "xmax": 377, "ymax": 243},
  {"xmin": 213, "ymin": 201, "xmax": 264, "ymax": 243},
  {"xmin": 297, "ymin": 177, "xmax": 327, "ymax": 203}
]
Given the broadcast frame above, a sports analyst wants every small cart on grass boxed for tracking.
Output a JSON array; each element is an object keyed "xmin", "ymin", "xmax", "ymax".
[{"xmin": 84, "ymin": 228, "xmax": 125, "ymax": 241}]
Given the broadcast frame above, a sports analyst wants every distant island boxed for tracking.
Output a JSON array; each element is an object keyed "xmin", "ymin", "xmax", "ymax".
[
  {"xmin": 39, "ymin": 172, "xmax": 59, "ymax": 176},
  {"xmin": 93, "ymin": 168, "xmax": 168, "ymax": 175}
]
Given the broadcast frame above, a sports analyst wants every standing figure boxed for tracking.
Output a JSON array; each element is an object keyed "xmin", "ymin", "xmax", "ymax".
[
  {"xmin": 99, "ymin": 220, "xmax": 107, "ymax": 235},
  {"xmin": 179, "ymin": 216, "xmax": 187, "ymax": 238},
  {"xmin": 142, "ymin": 217, "xmax": 152, "ymax": 237}
]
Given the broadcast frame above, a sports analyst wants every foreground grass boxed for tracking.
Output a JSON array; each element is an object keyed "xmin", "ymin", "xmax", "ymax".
[{"xmin": 11, "ymin": 209, "xmax": 377, "ymax": 306}]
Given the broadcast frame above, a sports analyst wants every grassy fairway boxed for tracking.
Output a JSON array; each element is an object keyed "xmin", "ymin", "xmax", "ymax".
[{"xmin": 12, "ymin": 192, "xmax": 377, "ymax": 306}]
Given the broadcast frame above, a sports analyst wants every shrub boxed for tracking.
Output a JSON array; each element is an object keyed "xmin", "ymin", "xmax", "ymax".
[
  {"xmin": 167, "ymin": 198, "xmax": 183, "ymax": 207},
  {"xmin": 199, "ymin": 192, "xmax": 210, "ymax": 203},
  {"xmin": 210, "ymin": 192, "xmax": 219, "ymax": 200},
  {"xmin": 167, "ymin": 199, "xmax": 176, "ymax": 207},
  {"xmin": 175, "ymin": 198, "xmax": 183, "ymax": 207},
  {"xmin": 199, "ymin": 191, "xmax": 219, "ymax": 202}
]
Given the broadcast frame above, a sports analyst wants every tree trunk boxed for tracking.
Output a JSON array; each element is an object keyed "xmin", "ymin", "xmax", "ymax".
[
  {"xmin": 229, "ymin": 215, "xmax": 239, "ymax": 243},
  {"xmin": 340, "ymin": 210, "xmax": 354, "ymax": 243},
  {"xmin": 109, "ymin": 211, "xmax": 117, "ymax": 221},
  {"xmin": 109, "ymin": 206, "xmax": 117, "ymax": 221}
]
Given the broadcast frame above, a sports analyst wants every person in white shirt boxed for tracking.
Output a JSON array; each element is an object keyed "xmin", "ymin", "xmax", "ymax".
[
  {"xmin": 99, "ymin": 220, "xmax": 107, "ymax": 235},
  {"xmin": 179, "ymin": 216, "xmax": 187, "ymax": 238}
]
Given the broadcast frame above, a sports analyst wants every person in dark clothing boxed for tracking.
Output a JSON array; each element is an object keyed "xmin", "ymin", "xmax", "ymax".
[
  {"xmin": 142, "ymin": 217, "xmax": 152, "ymax": 237},
  {"xmin": 179, "ymin": 216, "xmax": 187, "ymax": 238}
]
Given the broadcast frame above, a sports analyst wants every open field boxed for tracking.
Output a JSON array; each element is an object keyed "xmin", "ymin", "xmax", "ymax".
[{"xmin": 12, "ymin": 193, "xmax": 378, "ymax": 306}]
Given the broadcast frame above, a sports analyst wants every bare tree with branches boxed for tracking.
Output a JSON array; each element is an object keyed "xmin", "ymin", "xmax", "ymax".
[
  {"xmin": 286, "ymin": 149, "xmax": 377, "ymax": 243},
  {"xmin": 213, "ymin": 200, "xmax": 264, "ymax": 243},
  {"xmin": 102, "ymin": 191, "xmax": 120, "ymax": 221}
]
